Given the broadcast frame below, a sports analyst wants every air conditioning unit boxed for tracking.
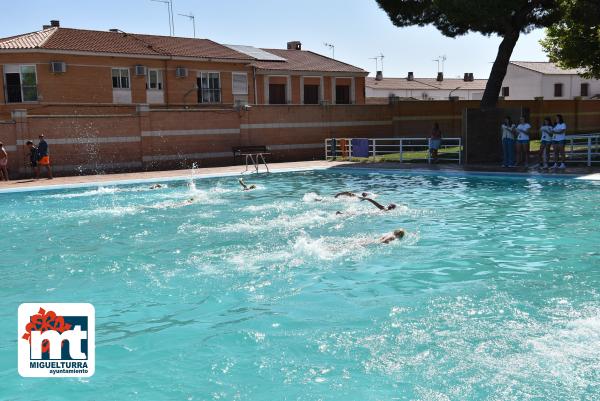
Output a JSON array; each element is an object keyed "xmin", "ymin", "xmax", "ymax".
[
  {"xmin": 50, "ymin": 61, "xmax": 66, "ymax": 73},
  {"xmin": 135, "ymin": 65, "xmax": 147, "ymax": 76},
  {"xmin": 175, "ymin": 67, "xmax": 188, "ymax": 78}
]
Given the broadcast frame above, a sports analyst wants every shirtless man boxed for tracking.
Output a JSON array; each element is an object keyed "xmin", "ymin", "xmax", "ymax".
[
  {"xmin": 239, "ymin": 178, "xmax": 256, "ymax": 191},
  {"xmin": 363, "ymin": 198, "xmax": 397, "ymax": 211},
  {"xmin": 149, "ymin": 184, "xmax": 163, "ymax": 190},
  {"xmin": 379, "ymin": 229, "xmax": 405, "ymax": 244}
]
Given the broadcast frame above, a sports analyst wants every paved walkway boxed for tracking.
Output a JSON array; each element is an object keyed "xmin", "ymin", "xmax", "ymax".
[
  {"xmin": 1, "ymin": 160, "xmax": 598, "ymax": 192},
  {"xmin": 0, "ymin": 161, "xmax": 351, "ymax": 191}
]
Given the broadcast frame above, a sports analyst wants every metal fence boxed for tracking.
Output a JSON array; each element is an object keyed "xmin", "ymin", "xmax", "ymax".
[
  {"xmin": 564, "ymin": 134, "xmax": 600, "ymax": 166},
  {"xmin": 325, "ymin": 137, "xmax": 462, "ymax": 164}
]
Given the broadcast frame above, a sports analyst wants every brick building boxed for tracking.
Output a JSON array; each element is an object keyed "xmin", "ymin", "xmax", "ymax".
[{"xmin": 0, "ymin": 21, "xmax": 367, "ymax": 110}]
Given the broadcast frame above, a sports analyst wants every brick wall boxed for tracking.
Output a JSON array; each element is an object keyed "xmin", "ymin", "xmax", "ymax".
[
  {"xmin": 0, "ymin": 99, "xmax": 599, "ymax": 178},
  {"xmin": 0, "ymin": 52, "xmax": 366, "ymax": 107}
]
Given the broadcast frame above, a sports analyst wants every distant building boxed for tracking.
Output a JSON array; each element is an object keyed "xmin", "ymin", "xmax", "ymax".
[
  {"xmin": 0, "ymin": 21, "xmax": 367, "ymax": 107},
  {"xmin": 366, "ymin": 72, "xmax": 487, "ymax": 103},
  {"xmin": 501, "ymin": 61, "xmax": 600, "ymax": 100}
]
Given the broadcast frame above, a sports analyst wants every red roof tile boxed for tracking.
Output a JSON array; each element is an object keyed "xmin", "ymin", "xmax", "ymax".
[
  {"xmin": 254, "ymin": 49, "xmax": 366, "ymax": 74},
  {"xmin": 135, "ymin": 34, "xmax": 249, "ymax": 59},
  {"xmin": 0, "ymin": 27, "xmax": 57, "ymax": 50},
  {"xmin": 0, "ymin": 27, "xmax": 252, "ymax": 60},
  {"xmin": 0, "ymin": 27, "xmax": 367, "ymax": 74}
]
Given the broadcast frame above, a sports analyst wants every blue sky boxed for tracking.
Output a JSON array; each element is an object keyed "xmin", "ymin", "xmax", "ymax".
[{"xmin": 1, "ymin": 0, "xmax": 548, "ymax": 79}]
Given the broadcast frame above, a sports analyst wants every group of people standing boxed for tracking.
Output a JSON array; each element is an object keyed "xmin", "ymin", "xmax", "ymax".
[
  {"xmin": 501, "ymin": 114, "xmax": 567, "ymax": 169},
  {"xmin": 0, "ymin": 134, "xmax": 52, "ymax": 181}
]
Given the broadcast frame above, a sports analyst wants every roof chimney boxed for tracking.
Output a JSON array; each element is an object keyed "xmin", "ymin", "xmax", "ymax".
[
  {"xmin": 464, "ymin": 73, "xmax": 469, "ymax": 82},
  {"xmin": 375, "ymin": 71, "xmax": 383, "ymax": 81},
  {"xmin": 50, "ymin": 20, "xmax": 60, "ymax": 28},
  {"xmin": 287, "ymin": 41, "xmax": 302, "ymax": 50},
  {"xmin": 43, "ymin": 24, "xmax": 51, "ymax": 29},
  {"xmin": 109, "ymin": 29, "xmax": 120, "ymax": 33},
  {"xmin": 407, "ymin": 72, "xmax": 414, "ymax": 81},
  {"xmin": 437, "ymin": 72, "xmax": 444, "ymax": 82},
  {"xmin": 469, "ymin": 73, "xmax": 474, "ymax": 81}
]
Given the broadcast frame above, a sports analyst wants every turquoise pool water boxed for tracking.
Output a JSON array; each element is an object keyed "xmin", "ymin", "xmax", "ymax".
[{"xmin": 1, "ymin": 169, "xmax": 599, "ymax": 400}]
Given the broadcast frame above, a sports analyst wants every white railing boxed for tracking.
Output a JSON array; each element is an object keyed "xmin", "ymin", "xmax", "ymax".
[
  {"xmin": 564, "ymin": 134, "xmax": 600, "ymax": 166},
  {"xmin": 324, "ymin": 137, "xmax": 462, "ymax": 164}
]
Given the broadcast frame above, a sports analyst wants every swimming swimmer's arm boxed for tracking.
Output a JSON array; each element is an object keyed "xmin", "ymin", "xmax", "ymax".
[
  {"xmin": 334, "ymin": 191, "xmax": 355, "ymax": 198},
  {"xmin": 238, "ymin": 178, "xmax": 249, "ymax": 190},
  {"xmin": 362, "ymin": 197, "xmax": 386, "ymax": 210}
]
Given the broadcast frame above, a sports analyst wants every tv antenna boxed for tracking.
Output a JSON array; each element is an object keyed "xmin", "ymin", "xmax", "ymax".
[
  {"xmin": 178, "ymin": 12, "xmax": 196, "ymax": 38},
  {"xmin": 433, "ymin": 55, "xmax": 447, "ymax": 73},
  {"xmin": 151, "ymin": 0, "xmax": 175, "ymax": 36},
  {"xmin": 323, "ymin": 42, "xmax": 335, "ymax": 59},
  {"xmin": 369, "ymin": 56, "xmax": 379, "ymax": 73},
  {"xmin": 379, "ymin": 53, "xmax": 385, "ymax": 73}
]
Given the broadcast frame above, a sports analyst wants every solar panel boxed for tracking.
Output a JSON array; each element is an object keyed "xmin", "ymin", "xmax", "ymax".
[{"xmin": 224, "ymin": 44, "xmax": 286, "ymax": 61}]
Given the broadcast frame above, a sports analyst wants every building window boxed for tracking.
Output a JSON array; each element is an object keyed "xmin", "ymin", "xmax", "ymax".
[
  {"xmin": 554, "ymin": 83, "xmax": 563, "ymax": 97},
  {"xmin": 4, "ymin": 65, "xmax": 37, "ymax": 103},
  {"xmin": 112, "ymin": 68, "xmax": 130, "ymax": 89},
  {"xmin": 303, "ymin": 85, "xmax": 319, "ymax": 104},
  {"xmin": 147, "ymin": 69, "xmax": 163, "ymax": 90},
  {"xmin": 197, "ymin": 72, "xmax": 221, "ymax": 103},
  {"xmin": 581, "ymin": 83, "xmax": 589, "ymax": 97},
  {"xmin": 501, "ymin": 86, "xmax": 510, "ymax": 97},
  {"xmin": 336, "ymin": 85, "xmax": 351, "ymax": 104},
  {"xmin": 269, "ymin": 84, "xmax": 286, "ymax": 104},
  {"xmin": 232, "ymin": 73, "xmax": 248, "ymax": 95}
]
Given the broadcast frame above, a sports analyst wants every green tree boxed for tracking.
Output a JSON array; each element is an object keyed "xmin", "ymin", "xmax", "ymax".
[
  {"xmin": 541, "ymin": 0, "xmax": 600, "ymax": 78},
  {"xmin": 376, "ymin": 0, "xmax": 560, "ymax": 108}
]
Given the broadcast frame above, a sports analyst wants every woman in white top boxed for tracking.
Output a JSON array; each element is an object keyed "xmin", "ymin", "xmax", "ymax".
[
  {"xmin": 501, "ymin": 117, "xmax": 516, "ymax": 167},
  {"xmin": 538, "ymin": 117, "xmax": 553, "ymax": 169},
  {"xmin": 552, "ymin": 114, "xmax": 567, "ymax": 169},
  {"xmin": 515, "ymin": 116, "xmax": 531, "ymax": 167}
]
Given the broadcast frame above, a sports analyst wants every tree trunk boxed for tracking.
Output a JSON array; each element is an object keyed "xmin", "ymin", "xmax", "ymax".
[{"xmin": 480, "ymin": 30, "xmax": 521, "ymax": 109}]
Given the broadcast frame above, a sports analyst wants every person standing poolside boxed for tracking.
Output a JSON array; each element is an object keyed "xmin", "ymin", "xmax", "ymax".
[
  {"xmin": 429, "ymin": 122, "xmax": 442, "ymax": 163},
  {"xmin": 0, "ymin": 142, "xmax": 8, "ymax": 181},
  {"xmin": 501, "ymin": 117, "xmax": 516, "ymax": 167},
  {"xmin": 37, "ymin": 134, "xmax": 52, "ymax": 179},
  {"xmin": 515, "ymin": 116, "xmax": 531, "ymax": 167},
  {"xmin": 25, "ymin": 140, "xmax": 39, "ymax": 179},
  {"xmin": 539, "ymin": 117, "xmax": 553, "ymax": 169},
  {"xmin": 551, "ymin": 114, "xmax": 567, "ymax": 169}
]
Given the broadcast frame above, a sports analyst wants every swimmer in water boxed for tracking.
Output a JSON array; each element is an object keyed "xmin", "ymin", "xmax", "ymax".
[
  {"xmin": 362, "ymin": 198, "xmax": 396, "ymax": 211},
  {"xmin": 149, "ymin": 184, "xmax": 163, "ymax": 189},
  {"xmin": 174, "ymin": 197, "xmax": 197, "ymax": 207},
  {"xmin": 334, "ymin": 191, "xmax": 369, "ymax": 199},
  {"xmin": 239, "ymin": 178, "xmax": 256, "ymax": 191},
  {"xmin": 379, "ymin": 229, "xmax": 405, "ymax": 244}
]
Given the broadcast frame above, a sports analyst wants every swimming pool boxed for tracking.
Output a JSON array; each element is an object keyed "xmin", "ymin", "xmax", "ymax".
[{"xmin": 1, "ymin": 169, "xmax": 599, "ymax": 400}]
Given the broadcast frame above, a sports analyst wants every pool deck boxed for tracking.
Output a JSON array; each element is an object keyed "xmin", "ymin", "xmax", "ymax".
[{"xmin": 1, "ymin": 160, "xmax": 599, "ymax": 192}]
